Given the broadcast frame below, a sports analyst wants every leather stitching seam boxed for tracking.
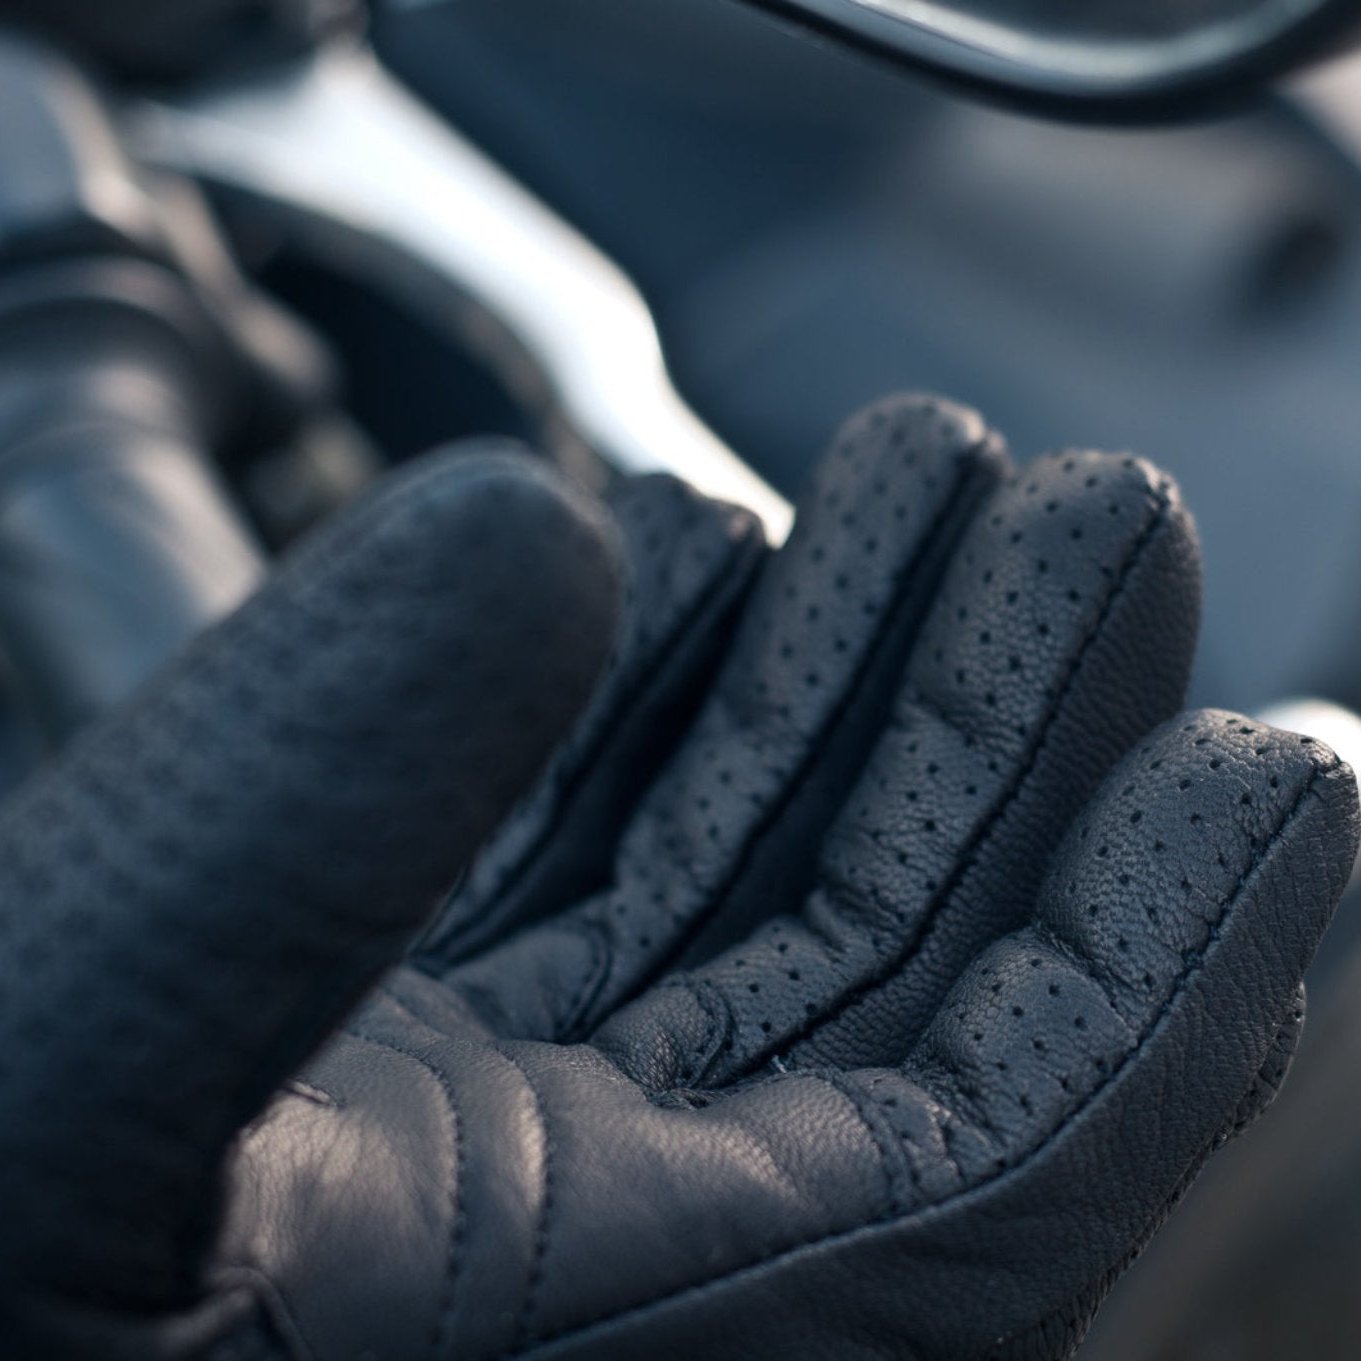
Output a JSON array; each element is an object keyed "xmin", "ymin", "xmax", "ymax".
[
  {"xmin": 780, "ymin": 476, "xmax": 1174, "ymax": 1064},
  {"xmin": 505, "ymin": 755, "xmax": 1332, "ymax": 1358},
  {"xmin": 419, "ymin": 500, "xmax": 762, "ymax": 971},
  {"xmin": 344, "ymin": 1029, "xmax": 467, "ymax": 1361},
  {"xmin": 491, "ymin": 1048, "xmax": 557, "ymax": 1355}
]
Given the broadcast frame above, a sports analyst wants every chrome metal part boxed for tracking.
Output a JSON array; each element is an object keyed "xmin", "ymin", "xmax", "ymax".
[{"xmin": 127, "ymin": 44, "xmax": 795, "ymax": 542}]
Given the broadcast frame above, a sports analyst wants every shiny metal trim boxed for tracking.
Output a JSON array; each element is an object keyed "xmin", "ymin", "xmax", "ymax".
[
  {"xmin": 1294, "ymin": 46, "xmax": 1361, "ymax": 159},
  {"xmin": 127, "ymin": 43, "xmax": 794, "ymax": 542}
]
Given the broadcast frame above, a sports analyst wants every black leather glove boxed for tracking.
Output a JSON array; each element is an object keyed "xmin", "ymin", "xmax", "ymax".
[{"xmin": 1, "ymin": 397, "xmax": 1355, "ymax": 1361}]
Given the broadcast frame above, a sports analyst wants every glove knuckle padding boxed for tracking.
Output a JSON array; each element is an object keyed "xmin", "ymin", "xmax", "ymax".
[
  {"xmin": 512, "ymin": 716, "xmax": 1356, "ymax": 1361},
  {"xmin": 444, "ymin": 395, "xmax": 1008, "ymax": 1040},
  {"xmin": 0, "ymin": 449, "xmax": 621, "ymax": 1331},
  {"xmin": 597, "ymin": 450, "xmax": 1199, "ymax": 1085}
]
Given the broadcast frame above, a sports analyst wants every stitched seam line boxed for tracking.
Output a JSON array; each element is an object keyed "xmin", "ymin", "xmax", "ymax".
[
  {"xmin": 776, "ymin": 478, "xmax": 1174, "ymax": 1064},
  {"xmin": 674, "ymin": 978, "xmax": 731, "ymax": 1088},
  {"xmin": 345, "ymin": 1029, "xmax": 466, "ymax": 1361},
  {"xmin": 491, "ymin": 1049, "xmax": 556, "ymax": 1355},
  {"xmin": 971, "ymin": 991, "xmax": 1312, "ymax": 1361},
  {"xmin": 556, "ymin": 918, "xmax": 613, "ymax": 1039},
  {"xmin": 575, "ymin": 447, "xmax": 998, "ymax": 1035},
  {"xmin": 506, "ymin": 758, "xmax": 1332, "ymax": 1358},
  {"xmin": 805, "ymin": 1071, "xmax": 905, "ymax": 1215},
  {"xmin": 421, "ymin": 509, "xmax": 763, "ymax": 967}
]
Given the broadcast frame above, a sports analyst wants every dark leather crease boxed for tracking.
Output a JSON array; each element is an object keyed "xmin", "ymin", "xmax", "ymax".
[
  {"xmin": 496, "ymin": 759, "xmax": 1331, "ymax": 1359},
  {"xmin": 419, "ymin": 484, "xmax": 764, "ymax": 968},
  {"xmin": 762, "ymin": 479, "xmax": 1175, "ymax": 1074},
  {"xmin": 592, "ymin": 447, "xmax": 1003, "ymax": 1029}
]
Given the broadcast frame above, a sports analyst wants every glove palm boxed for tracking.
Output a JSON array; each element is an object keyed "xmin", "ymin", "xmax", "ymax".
[{"xmin": 1, "ymin": 402, "xmax": 1353, "ymax": 1361}]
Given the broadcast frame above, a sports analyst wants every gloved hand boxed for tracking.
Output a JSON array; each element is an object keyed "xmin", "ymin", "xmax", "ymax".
[{"xmin": 0, "ymin": 397, "xmax": 1355, "ymax": 1361}]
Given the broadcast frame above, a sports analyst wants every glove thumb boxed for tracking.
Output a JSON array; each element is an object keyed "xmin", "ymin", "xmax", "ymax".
[{"xmin": 0, "ymin": 446, "xmax": 621, "ymax": 1317}]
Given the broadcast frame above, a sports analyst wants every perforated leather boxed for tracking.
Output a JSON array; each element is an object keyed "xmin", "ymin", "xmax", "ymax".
[
  {"xmin": 0, "ymin": 399, "xmax": 1352, "ymax": 1361},
  {"xmin": 419, "ymin": 471, "xmax": 767, "ymax": 965},
  {"xmin": 0, "ymin": 445, "xmax": 621, "ymax": 1355}
]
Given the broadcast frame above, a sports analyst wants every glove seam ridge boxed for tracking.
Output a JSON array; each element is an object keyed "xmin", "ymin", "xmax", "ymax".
[
  {"xmin": 507, "ymin": 754, "xmax": 1330, "ymax": 1357},
  {"xmin": 345, "ymin": 1027, "xmax": 468, "ymax": 1360},
  {"xmin": 580, "ymin": 442, "xmax": 999, "ymax": 1040},
  {"xmin": 800, "ymin": 1068, "xmax": 907, "ymax": 1213},
  {"xmin": 560, "ymin": 917, "xmax": 614, "ymax": 1042},
  {"xmin": 492, "ymin": 1047, "xmax": 558, "ymax": 1355},
  {"xmin": 421, "ymin": 507, "xmax": 763, "ymax": 970},
  {"xmin": 777, "ymin": 471, "xmax": 1175, "ymax": 1065}
]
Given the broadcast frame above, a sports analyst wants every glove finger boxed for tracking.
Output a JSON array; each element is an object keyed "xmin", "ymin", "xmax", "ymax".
[
  {"xmin": 597, "ymin": 451, "xmax": 1200, "ymax": 1088},
  {"xmin": 0, "ymin": 445, "xmax": 620, "ymax": 1305},
  {"xmin": 416, "ymin": 473, "xmax": 766, "ymax": 968},
  {"xmin": 562, "ymin": 714, "xmax": 1357, "ymax": 1361},
  {"xmin": 439, "ymin": 394, "xmax": 1010, "ymax": 1039}
]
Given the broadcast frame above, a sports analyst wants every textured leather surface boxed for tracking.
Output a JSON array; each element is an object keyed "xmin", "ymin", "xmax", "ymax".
[
  {"xmin": 0, "ymin": 446, "xmax": 622, "ymax": 1356},
  {"xmin": 418, "ymin": 470, "xmax": 768, "ymax": 965},
  {"xmin": 0, "ymin": 397, "xmax": 1353, "ymax": 1361}
]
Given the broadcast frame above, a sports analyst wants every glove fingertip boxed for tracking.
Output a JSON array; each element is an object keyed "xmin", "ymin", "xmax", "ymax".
[{"xmin": 0, "ymin": 445, "xmax": 624, "ymax": 1305}]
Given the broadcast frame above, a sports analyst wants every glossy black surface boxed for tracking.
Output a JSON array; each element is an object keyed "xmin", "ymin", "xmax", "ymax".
[{"xmin": 744, "ymin": 0, "xmax": 1361, "ymax": 114}]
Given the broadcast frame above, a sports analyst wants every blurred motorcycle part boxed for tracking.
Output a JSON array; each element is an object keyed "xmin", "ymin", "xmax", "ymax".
[
  {"xmin": 129, "ymin": 41, "xmax": 796, "ymax": 543},
  {"xmin": 0, "ymin": 0, "xmax": 364, "ymax": 84},
  {"xmin": 740, "ymin": 0, "xmax": 1361, "ymax": 114},
  {"xmin": 0, "ymin": 28, "xmax": 376, "ymax": 753}
]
